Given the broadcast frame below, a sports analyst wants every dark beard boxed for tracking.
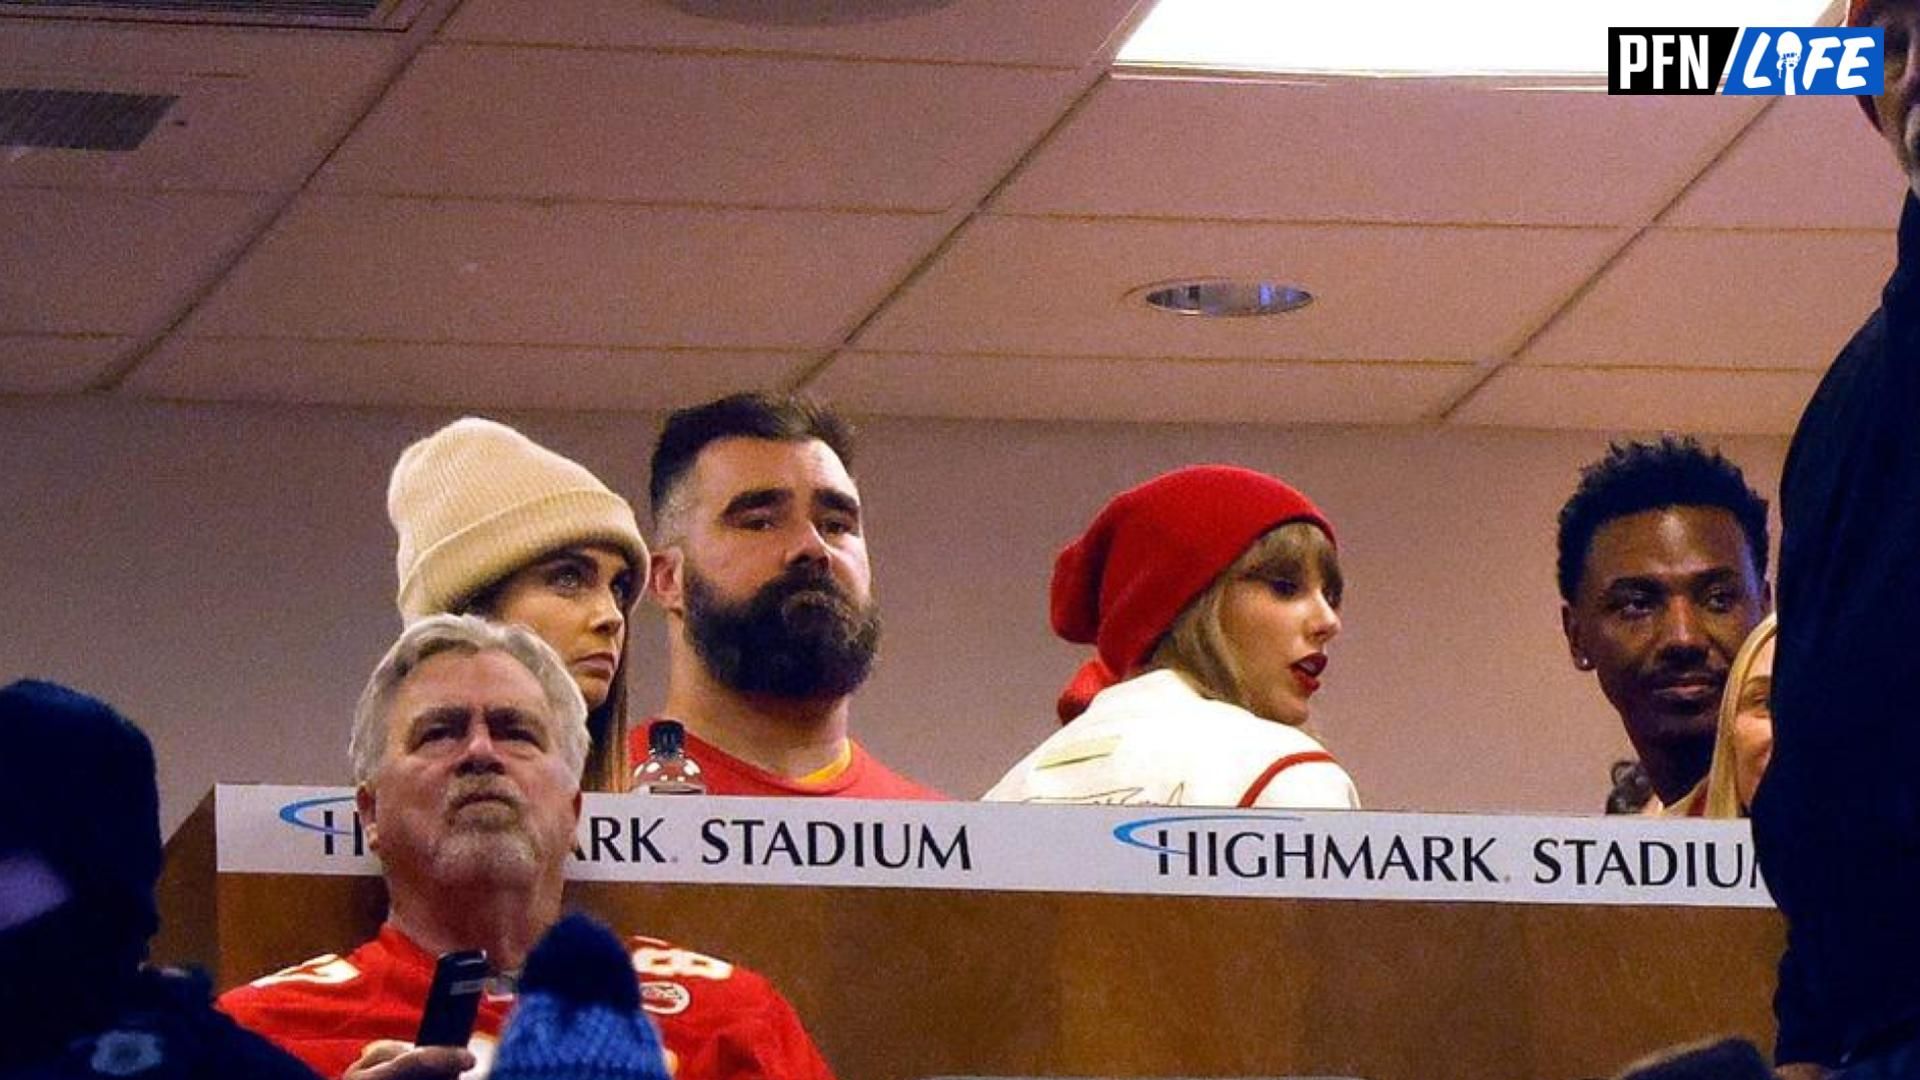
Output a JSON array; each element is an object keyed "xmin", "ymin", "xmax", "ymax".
[{"xmin": 684, "ymin": 563, "xmax": 880, "ymax": 700}]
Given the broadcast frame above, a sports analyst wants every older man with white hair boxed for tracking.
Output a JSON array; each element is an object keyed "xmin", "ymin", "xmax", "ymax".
[{"xmin": 220, "ymin": 615, "xmax": 834, "ymax": 1080}]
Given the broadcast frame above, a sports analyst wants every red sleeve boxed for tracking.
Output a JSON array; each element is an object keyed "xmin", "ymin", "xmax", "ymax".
[
  {"xmin": 217, "ymin": 946, "xmax": 510, "ymax": 1080},
  {"xmin": 218, "ymin": 980, "xmax": 375, "ymax": 1080},
  {"xmin": 656, "ymin": 983, "xmax": 836, "ymax": 1080}
]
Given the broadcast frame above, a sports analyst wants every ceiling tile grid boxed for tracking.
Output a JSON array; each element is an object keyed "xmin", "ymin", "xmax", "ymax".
[
  {"xmin": 0, "ymin": 0, "xmax": 1899, "ymax": 436},
  {"xmin": 1518, "ymin": 228, "xmax": 1892, "ymax": 369},
  {"xmin": 314, "ymin": 44, "xmax": 1085, "ymax": 211},
  {"xmin": 180, "ymin": 196, "xmax": 956, "ymax": 348},
  {"xmin": 1454, "ymin": 366, "xmax": 1825, "ymax": 436},
  {"xmin": 0, "ymin": 336, "xmax": 132, "ymax": 394},
  {"xmin": 0, "ymin": 23, "xmax": 403, "ymax": 193},
  {"xmin": 997, "ymin": 74, "xmax": 1765, "ymax": 227},
  {"xmin": 0, "ymin": 190, "xmax": 279, "ymax": 337},
  {"xmin": 128, "ymin": 338, "xmax": 814, "ymax": 410},
  {"xmin": 813, "ymin": 351, "xmax": 1476, "ymax": 425},
  {"xmin": 442, "ymin": 0, "xmax": 1149, "ymax": 67},
  {"xmin": 1664, "ymin": 93, "xmax": 1905, "ymax": 230},
  {"xmin": 856, "ymin": 214, "xmax": 1629, "ymax": 362}
]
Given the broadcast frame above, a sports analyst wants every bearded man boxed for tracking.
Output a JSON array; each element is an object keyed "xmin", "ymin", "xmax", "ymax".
[{"xmin": 640, "ymin": 393, "xmax": 943, "ymax": 799}]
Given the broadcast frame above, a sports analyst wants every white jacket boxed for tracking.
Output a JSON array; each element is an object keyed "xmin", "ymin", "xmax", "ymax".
[{"xmin": 984, "ymin": 669, "xmax": 1360, "ymax": 809}]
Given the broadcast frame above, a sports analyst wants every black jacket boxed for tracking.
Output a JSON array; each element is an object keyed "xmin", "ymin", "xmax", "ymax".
[
  {"xmin": 1753, "ymin": 189, "xmax": 1920, "ymax": 1066},
  {"xmin": 0, "ymin": 968, "xmax": 318, "ymax": 1080}
]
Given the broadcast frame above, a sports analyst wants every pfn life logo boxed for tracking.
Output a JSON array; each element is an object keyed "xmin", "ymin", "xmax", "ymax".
[{"xmin": 1608, "ymin": 26, "xmax": 1883, "ymax": 96}]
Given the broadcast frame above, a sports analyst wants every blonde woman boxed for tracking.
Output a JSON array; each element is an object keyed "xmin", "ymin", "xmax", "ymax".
[
  {"xmin": 1696, "ymin": 613, "xmax": 1779, "ymax": 819},
  {"xmin": 986, "ymin": 465, "xmax": 1359, "ymax": 808}
]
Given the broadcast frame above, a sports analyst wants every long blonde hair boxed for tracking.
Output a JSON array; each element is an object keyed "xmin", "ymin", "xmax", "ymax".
[
  {"xmin": 1148, "ymin": 521, "xmax": 1341, "ymax": 723},
  {"xmin": 1702, "ymin": 612, "xmax": 1778, "ymax": 819}
]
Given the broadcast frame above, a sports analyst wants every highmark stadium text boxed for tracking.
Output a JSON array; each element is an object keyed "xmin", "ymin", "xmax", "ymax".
[
  {"xmin": 1115, "ymin": 816, "xmax": 1761, "ymax": 890},
  {"xmin": 276, "ymin": 797, "xmax": 975, "ymax": 873},
  {"xmin": 1607, "ymin": 25, "xmax": 1883, "ymax": 96},
  {"xmin": 697, "ymin": 817, "xmax": 973, "ymax": 871},
  {"xmin": 233, "ymin": 787, "xmax": 1771, "ymax": 907}
]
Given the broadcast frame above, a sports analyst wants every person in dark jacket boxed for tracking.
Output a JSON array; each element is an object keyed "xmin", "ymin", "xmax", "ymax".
[
  {"xmin": 0, "ymin": 679, "xmax": 318, "ymax": 1080},
  {"xmin": 1750, "ymin": 1, "xmax": 1920, "ymax": 1074}
]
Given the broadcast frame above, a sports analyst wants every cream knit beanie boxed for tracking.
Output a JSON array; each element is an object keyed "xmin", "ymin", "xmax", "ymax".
[{"xmin": 389, "ymin": 418, "xmax": 648, "ymax": 622}]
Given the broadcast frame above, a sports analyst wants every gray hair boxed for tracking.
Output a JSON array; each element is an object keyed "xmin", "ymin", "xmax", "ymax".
[{"xmin": 348, "ymin": 613, "xmax": 589, "ymax": 785}]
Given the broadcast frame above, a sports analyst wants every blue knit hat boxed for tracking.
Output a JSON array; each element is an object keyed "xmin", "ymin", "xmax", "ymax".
[{"xmin": 493, "ymin": 914, "xmax": 671, "ymax": 1080}]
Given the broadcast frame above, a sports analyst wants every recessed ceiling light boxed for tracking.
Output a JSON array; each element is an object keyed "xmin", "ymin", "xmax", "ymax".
[
  {"xmin": 1118, "ymin": 0, "xmax": 1837, "ymax": 78},
  {"xmin": 665, "ymin": 0, "xmax": 958, "ymax": 26},
  {"xmin": 1133, "ymin": 279, "xmax": 1314, "ymax": 318}
]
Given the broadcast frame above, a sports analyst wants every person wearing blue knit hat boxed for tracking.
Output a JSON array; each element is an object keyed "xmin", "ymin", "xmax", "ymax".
[{"xmin": 492, "ymin": 914, "xmax": 671, "ymax": 1080}]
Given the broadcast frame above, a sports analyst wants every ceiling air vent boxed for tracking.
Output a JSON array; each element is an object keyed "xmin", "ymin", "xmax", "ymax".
[
  {"xmin": 0, "ymin": 88, "xmax": 175, "ymax": 151},
  {"xmin": 0, "ymin": 0, "xmax": 420, "ymax": 30}
]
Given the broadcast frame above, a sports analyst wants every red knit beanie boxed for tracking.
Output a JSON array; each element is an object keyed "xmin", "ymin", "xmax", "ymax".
[{"xmin": 1051, "ymin": 465, "xmax": 1335, "ymax": 722}]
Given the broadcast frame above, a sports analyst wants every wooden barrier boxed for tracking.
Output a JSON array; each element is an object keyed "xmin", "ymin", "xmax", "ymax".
[{"xmin": 156, "ymin": 793, "xmax": 1783, "ymax": 1080}]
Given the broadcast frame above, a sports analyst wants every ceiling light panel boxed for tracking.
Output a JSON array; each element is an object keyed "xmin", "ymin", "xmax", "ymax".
[{"xmin": 1118, "ymin": 0, "xmax": 1838, "ymax": 78}]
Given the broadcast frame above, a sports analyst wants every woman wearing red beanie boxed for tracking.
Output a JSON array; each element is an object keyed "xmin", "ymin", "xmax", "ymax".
[{"xmin": 985, "ymin": 465, "xmax": 1359, "ymax": 808}]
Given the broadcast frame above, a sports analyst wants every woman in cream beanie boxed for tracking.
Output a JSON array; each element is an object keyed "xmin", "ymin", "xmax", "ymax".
[{"xmin": 388, "ymin": 417, "xmax": 649, "ymax": 792}]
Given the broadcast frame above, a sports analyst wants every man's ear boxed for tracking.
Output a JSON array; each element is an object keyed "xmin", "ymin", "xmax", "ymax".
[
  {"xmin": 355, "ymin": 784, "xmax": 380, "ymax": 853},
  {"xmin": 1561, "ymin": 603, "xmax": 1593, "ymax": 671},
  {"xmin": 649, "ymin": 547, "xmax": 686, "ymax": 616}
]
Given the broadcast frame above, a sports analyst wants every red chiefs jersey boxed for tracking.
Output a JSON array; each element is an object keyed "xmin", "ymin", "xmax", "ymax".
[
  {"xmin": 633, "ymin": 720, "xmax": 947, "ymax": 800},
  {"xmin": 218, "ymin": 924, "xmax": 835, "ymax": 1080}
]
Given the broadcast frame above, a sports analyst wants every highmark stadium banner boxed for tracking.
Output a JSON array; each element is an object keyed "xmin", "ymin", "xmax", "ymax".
[{"xmin": 217, "ymin": 785, "xmax": 1771, "ymax": 910}]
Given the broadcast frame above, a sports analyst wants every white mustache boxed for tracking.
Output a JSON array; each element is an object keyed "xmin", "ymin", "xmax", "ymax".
[{"xmin": 445, "ymin": 780, "xmax": 520, "ymax": 815}]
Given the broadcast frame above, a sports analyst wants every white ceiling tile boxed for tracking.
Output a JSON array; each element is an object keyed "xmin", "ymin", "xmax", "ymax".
[
  {"xmin": 1453, "ymin": 366, "xmax": 1821, "ymax": 436},
  {"xmin": 125, "ymin": 338, "xmax": 812, "ymax": 409},
  {"xmin": 0, "ymin": 336, "xmax": 131, "ymax": 394},
  {"xmin": 443, "ymin": 0, "xmax": 1145, "ymax": 67},
  {"xmin": 858, "ymin": 215, "xmax": 1627, "ymax": 361},
  {"xmin": 1001, "ymin": 74, "xmax": 1763, "ymax": 226},
  {"xmin": 1665, "ymin": 96, "xmax": 1905, "ymax": 229},
  {"xmin": 813, "ymin": 352, "xmax": 1474, "ymax": 424},
  {"xmin": 0, "ymin": 23, "xmax": 401, "ymax": 193},
  {"xmin": 185, "ymin": 197, "xmax": 952, "ymax": 348},
  {"xmin": 2, "ymin": 14, "xmax": 1875, "ymax": 433},
  {"xmin": 317, "ymin": 46, "xmax": 1081, "ymax": 211},
  {"xmin": 0, "ymin": 190, "xmax": 275, "ymax": 336},
  {"xmin": 1522, "ymin": 228, "xmax": 1890, "ymax": 368}
]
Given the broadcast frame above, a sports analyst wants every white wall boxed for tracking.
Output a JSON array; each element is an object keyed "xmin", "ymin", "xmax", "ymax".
[{"xmin": 0, "ymin": 397, "xmax": 1786, "ymax": 834}]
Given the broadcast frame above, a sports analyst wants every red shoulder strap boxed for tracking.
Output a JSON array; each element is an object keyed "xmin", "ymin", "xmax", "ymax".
[{"xmin": 1237, "ymin": 751, "xmax": 1337, "ymax": 808}]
